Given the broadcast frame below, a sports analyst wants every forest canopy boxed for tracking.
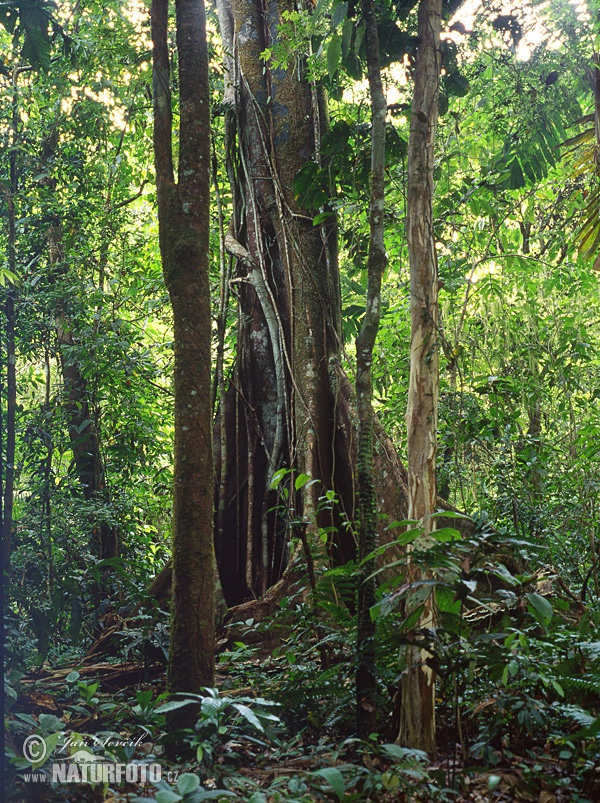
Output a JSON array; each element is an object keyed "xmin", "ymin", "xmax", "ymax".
[{"xmin": 2, "ymin": 0, "xmax": 600, "ymax": 800}]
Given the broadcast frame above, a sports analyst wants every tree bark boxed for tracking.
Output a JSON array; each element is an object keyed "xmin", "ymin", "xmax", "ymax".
[
  {"xmin": 215, "ymin": 0, "xmax": 349, "ymax": 606},
  {"xmin": 151, "ymin": 0, "xmax": 215, "ymax": 733},
  {"xmin": 213, "ymin": 0, "xmax": 445, "ymax": 609},
  {"xmin": 398, "ymin": 0, "xmax": 443, "ymax": 754},
  {"xmin": 2, "ymin": 72, "xmax": 19, "ymax": 572},
  {"xmin": 356, "ymin": 0, "xmax": 387, "ymax": 737}
]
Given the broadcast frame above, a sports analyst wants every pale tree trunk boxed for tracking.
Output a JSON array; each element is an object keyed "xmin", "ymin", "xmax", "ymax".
[
  {"xmin": 398, "ymin": 0, "xmax": 443, "ymax": 753},
  {"xmin": 151, "ymin": 0, "xmax": 215, "ymax": 733},
  {"xmin": 356, "ymin": 0, "xmax": 386, "ymax": 737}
]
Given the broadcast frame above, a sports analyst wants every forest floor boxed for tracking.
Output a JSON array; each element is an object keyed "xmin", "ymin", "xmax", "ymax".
[{"xmin": 6, "ymin": 627, "xmax": 598, "ymax": 803}]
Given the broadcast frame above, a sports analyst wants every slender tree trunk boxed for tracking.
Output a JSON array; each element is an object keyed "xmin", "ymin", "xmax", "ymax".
[
  {"xmin": 45, "ymin": 223, "xmax": 118, "ymax": 561},
  {"xmin": 356, "ymin": 0, "xmax": 386, "ymax": 737},
  {"xmin": 398, "ymin": 0, "xmax": 443, "ymax": 754},
  {"xmin": 1, "ymin": 65, "xmax": 20, "ymax": 782},
  {"xmin": 2, "ymin": 72, "xmax": 18, "ymax": 572},
  {"xmin": 58, "ymin": 332, "xmax": 116, "ymax": 559},
  {"xmin": 3, "ymin": 292, "xmax": 16, "ymax": 574},
  {"xmin": 151, "ymin": 0, "xmax": 215, "ymax": 733}
]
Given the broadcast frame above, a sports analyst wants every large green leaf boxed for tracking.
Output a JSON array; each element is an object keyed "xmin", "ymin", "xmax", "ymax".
[
  {"xmin": 327, "ymin": 32, "xmax": 342, "ymax": 79},
  {"xmin": 231, "ymin": 702, "xmax": 264, "ymax": 732},
  {"xmin": 20, "ymin": 6, "xmax": 52, "ymax": 70},
  {"xmin": 527, "ymin": 592, "xmax": 553, "ymax": 627},
  {"xmin": 312, "ymin": 767, "xmax": 346, "ymax": 801}
]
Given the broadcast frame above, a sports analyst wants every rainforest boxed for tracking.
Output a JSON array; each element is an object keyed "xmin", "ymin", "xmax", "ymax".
[{"xmin": 2, "ymin": 0, "xmax": 600, "ymax": 800}]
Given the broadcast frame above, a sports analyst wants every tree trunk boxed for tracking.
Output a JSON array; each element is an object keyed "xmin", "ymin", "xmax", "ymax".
[
  {"xmin": 356, "ymin": 0, "xmax": 387, "ymax": 737},
  {"xmin": 398, "ymin": 0, "xmax": 443, "ymax": 754},
  {"xmin": 216, "ymin": 0, "xmax": 351, "ymax": 606},
  {"xmin": 41, "ymin": 219, "xmax": 119, "ymax": 562},
  {"xmin": 151, "ymin": 0, "xmax": 215, "ymax": 733},
  {"xmin": 2, "ymin": 72, "xmax": 19, "ymax": 572},
  {"xmin": 214, "ymin": 0, "xmax": 446, "ymax": 609},
  {"xmin": 34, "ymin": 100, "xmax": 120, "ymax": 564}
]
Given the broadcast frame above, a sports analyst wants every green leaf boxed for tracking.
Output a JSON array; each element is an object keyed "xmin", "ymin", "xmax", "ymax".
[
  {"xmin": 313, "ymin": 767, "xmax": 345, "ymax": 801},
  {"xmin": 136, "ymin": 689, "xmax": 154, "ymax": 708},
  {"xmin": 331, "ymin": 1, "xmax": 347, "ymax": 28},
  {"xmin": 0, "ymin": 6, "xmax": 18, "ymax": 34},
  {"xmin": 380, "ymin": 743, "xmax": 427, "ymax": 763},
  {"xmin": 155, "ymin": 699, "xmax": 196, "ymax": 713},
  {"xmin": 313, "ymin": 210, "xmax": 335, "ymax": 225},
  {"xmin": 521, "ymin": 155, "xmax": 537, "ymax": 182},
  {"xmin": 436, "ymin": 585, "xmax": 461, "ymax": 615},
  {"xmin": 527, "ymin": 592, "xmax": 553, "ymax": 627},
  {"xmin": 313, "ymin": 0, "xmax": 328, "ymax": 21},
  {"xmin": 444, "ymin": 70, "xmax": 469, "ymax": 97},
  {"xmin": 38, "ymin": 714, "xmax": 64, "ymax": 733},
  {"xmin": 494, "ymin": 564, "xmax": 520, "ymax": 587},
  {"xmin": 354, "ymin": 18, "xmax": 366, "ymax": 54},
  {"xmin": 32, "ymin": 731, "xmax": 63, "ymax": 769},
  {"xmin": 508, "ymin": 158, "xmax": 525, "ymax": 189},
  {"xmin": 341, "ymin": 17, "xmax": 353, "ymax": 60},
  {"xmin": 270, "ymin": 467, "xmax": 290, "ymax": 489},
  {"xmin": 385, "ymin": 519, "xmax": 418, "ymax": 529},
  {"xmin": 177, "ymin": 774, "xmax": 200, "ymax": 795},
  {"xmin": 432, "ymin": 527, "xmax": 461, "ymax": 543},
  {"xmin": 432, "ymin": 510, "xmax": 472, "ymax": 521},
  {"xmin": 536, "ymin": 131, "xmax": 556, "ymax": 166},
  {"xmin": 400, "ymin": 602, "xmax": 425, "ymax": 631},
  {"xmin": 488, "ymin": 775, "xmax": 501, "ymax": 791},
  {"xmin": 294, "ymin": 472, "xmax": 311, "ymax": 491},
  {"xmin": 156, "ymin": 792, "xmax": 183, "ymax": 803},
  {"xmin": 21, "ymin": 19, "xmax": 52, "ymax": 70},
  {"xmin": 0, "ymin": 267, "xmax": 18, "ymax": 286},
  {"xmin": 327, "ymin": 33, "xmax": 342, "ymax": 79},
  {"xmin": 231, "ymin": 703, "xmax": 264, "ymax": 732}
]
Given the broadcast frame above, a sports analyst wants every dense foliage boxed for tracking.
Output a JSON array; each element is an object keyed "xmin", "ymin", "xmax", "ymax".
[{"xmin": 2, "ymin": 0, "xmax": 600, "ymax": 800}]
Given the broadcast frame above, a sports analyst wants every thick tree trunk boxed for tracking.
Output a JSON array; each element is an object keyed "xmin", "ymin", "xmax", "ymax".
[
  {"xmin": 216, "ymin": 0, "xmax": 350, "ymax": 606},
  {"xmin": 356, "ymin": 0, "xmax": 387, "ymax": 737},
  {"xmin": 151, "ymin": 0, "xmax": 215, "ymax": 734},
  {"xmin": 398, "ymin": 0, "xmax": 443, "ymax": 754},
  {"xmin": 213, "ymin": 0, "xmax": 437, "ymax": 609}
]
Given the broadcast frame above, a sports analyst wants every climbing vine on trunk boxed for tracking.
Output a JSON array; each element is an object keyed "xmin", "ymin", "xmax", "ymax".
[{"xmin": 355, "ymin": 0, "xmax": 387, "ymax": 738}]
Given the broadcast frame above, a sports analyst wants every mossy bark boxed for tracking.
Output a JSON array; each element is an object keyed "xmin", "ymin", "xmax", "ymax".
[
  {"xmin": 151, "ymin": 0, "xmax": 215, "ymax": 735},
  {"xmin": 356, "ymin": 0, "xmax": 387, "ymax": 737}
]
